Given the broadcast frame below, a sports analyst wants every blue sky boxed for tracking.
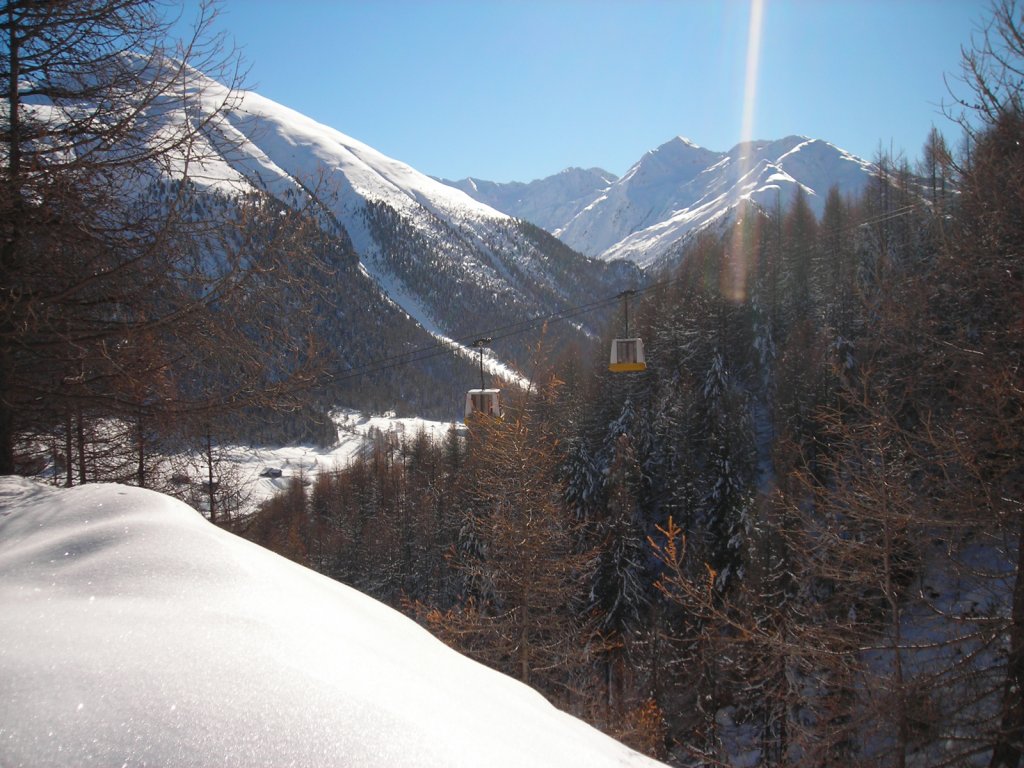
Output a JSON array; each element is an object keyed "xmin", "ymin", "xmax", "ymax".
[{"xmin": 181, "ymin": 0, "xmax": 987, "ymax": 182}]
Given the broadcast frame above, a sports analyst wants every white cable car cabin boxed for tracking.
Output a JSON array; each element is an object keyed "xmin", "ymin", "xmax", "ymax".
[
  {"xmin": 465, "ymin": 388, "xmax": 502, "ymax": 421},
  {"xmin": 609, "ymin": 337, "xmax": 647, "ymax": 373}
]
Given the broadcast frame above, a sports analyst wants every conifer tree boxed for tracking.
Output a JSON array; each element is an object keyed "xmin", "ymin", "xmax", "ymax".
[
  {"xmin": 939, "ymin": 13, "xmax": 1024, "ymax": 759},
  {"xmin": 438, "ymin": 399, "xmax": 589, "ymax": 701},
  {"xmin": 781, "ymin": 185, "xmax": 818, "ymax": 321},
  {"xmin": 589, "ymin": 432, "xmax": 651, "ymax": 716},
  {"xmin": 942, "ymin": 103, "xmax": 1024, "ymax": 768}
]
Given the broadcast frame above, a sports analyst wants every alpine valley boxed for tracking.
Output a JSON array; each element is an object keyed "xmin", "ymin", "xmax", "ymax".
[{"xmin": 169, "ymin": 72, "xmax": 878, "ymax": 421}]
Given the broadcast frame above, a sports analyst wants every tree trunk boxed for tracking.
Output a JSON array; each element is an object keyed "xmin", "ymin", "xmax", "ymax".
[
  {"xmin": 136, "ymin": 415, "xmax": 146, "ymax": 488},
  {"xmin": 0, "ymin": 375, "xmax": 14, "ymax": 475},
  {"xmin": 76, "ymin": 411, "xmax": 87, "ymax": 485},
  {"xmin": 519, "ymin": 592, "xmax": 530, "ymax": 686},
  {"xmin": 206, "ymin": 429, "xmax": 216, "ymax": 524},
  {"xmin": 64, "ymin": 414, "xmax": 74, "ymax": 487},
  {"xmin": 0, "ymin": 6, "xmax": 22, "ymax": 476}
]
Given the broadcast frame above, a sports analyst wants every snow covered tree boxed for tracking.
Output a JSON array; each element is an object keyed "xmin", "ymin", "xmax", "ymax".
[
  {"xmin": 588, "ymin": 432, "xmax": 652, "ymax": 719},
  {"xmin": 696, "ymin": 347, "xmax": 754, "ymax": 591},
  {"xmin": 562, "ymin": 435, "xmax": 603, "ymax": 522},
  {"xmin": 781, "ymin": 185, "xmax": 818, "ymax": 321}
]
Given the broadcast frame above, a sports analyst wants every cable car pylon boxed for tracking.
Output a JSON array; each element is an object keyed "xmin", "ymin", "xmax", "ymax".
[{"xmin": 609, "ymin": 289, "xmax": 647, "ymax": 373}]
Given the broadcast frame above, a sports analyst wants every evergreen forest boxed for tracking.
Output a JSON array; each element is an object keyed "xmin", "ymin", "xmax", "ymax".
[{"xmin": 245, "ymin": 103, "xmax": 1024, "ymax": 767}]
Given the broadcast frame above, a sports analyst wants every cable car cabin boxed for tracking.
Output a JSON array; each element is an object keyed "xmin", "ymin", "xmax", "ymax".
[
  {"xmin": 465, "ymin": 388, "xmax": 502, "ymax": 421},
  {"xmin": 609, "ymin": 338, "xmax": 646, "ymax": 373}
]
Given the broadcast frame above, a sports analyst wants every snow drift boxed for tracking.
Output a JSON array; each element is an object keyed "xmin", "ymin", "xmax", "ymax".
[{"xmin": 0, "ymin": 477, "xmax": 666, "ymax": 768}]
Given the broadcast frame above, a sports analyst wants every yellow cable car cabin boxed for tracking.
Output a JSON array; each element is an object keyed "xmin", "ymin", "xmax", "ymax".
[
  {"xmin": 609, "ymin": 289, "xmax": 647, "ymax": 373},
  {"xmin": 465, "ymin": 388, "xmax": 502, "ymax": 421},
  {"xmin": 609, "ymin": 337, "xmax": 646, "ymax": 373}
]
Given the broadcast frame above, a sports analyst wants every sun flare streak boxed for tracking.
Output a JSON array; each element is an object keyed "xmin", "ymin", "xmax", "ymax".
[
  {"xmin": 740, "ymin": 0, "xmax": 765, "ymax": 148},
  {"xmin": 724, "ymin": 0, "xmax": 765, "ymax": 304}
]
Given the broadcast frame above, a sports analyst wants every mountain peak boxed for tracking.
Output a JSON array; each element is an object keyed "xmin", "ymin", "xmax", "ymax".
[
  {"xmin": 556, "ymin": 134, "xmax": 873, "ymax": 265},
  {"xmin": 673, "ymin": 135, "xmax": 703, "ymax": 149},
  {"xmin": 644, "ymin": 134, "xmax": 715, "ymax": 159},
  {"xmin": 446, "ymin": 131, "xmax": 875, "ymax": 268},
  {"xmin": 438, "ymin": 166, "xmax": 616, "ymax": 233},
  {"xmin": 623, "ymin": 135, "xmax": 722, "ymax": 188}
]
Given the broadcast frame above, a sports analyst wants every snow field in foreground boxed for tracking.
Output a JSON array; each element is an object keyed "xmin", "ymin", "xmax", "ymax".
[{"xmin": 0, "ymin": 477, "xmax": 667, "ymax": 768}]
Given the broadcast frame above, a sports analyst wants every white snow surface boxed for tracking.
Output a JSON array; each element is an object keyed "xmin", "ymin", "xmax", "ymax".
[
  {"xmin": 0, "ymin": 476, "xmax": 667, "ymax": 768},
  {"xmin": 182, "ymin": 75, "xmax": 505, "ymax": 225}
]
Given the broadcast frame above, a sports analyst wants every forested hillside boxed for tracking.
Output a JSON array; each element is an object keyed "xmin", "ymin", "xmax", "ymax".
[
  {"xmin": 0, "ymin": 0, "xmax": 639, "ymax": 510},
  {"xmin": 5, "ymin": 0, "xmax": 1023, "ymax": 765},
  {"xmin": 246, "ymin": 76, "xmax": 1024, "ymax": 763},
  {"xmin": 362, "ymin": 199, "xmax": 639, "ymax": 368}
]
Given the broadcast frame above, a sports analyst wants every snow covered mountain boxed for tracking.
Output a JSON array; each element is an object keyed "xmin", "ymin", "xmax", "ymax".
[
  {"xmin": 160, "ymin": 72, "xmax": 870, "ymax": 383},
  {"xmin": 445, "ymin": 135, "xmax": 876, "ymax": 268},
  {"xmin": 441, "ymin": 167, "xmax": 619, "ymax": 233},
  {"xmin": 0, "ymin": 477, "xmax": 668, "ymax": 767},
  {"xmin": 47, "ymin": 61, "xmax": 874, "ymax": 415},
  {"xmin": 178, "ymin": 76, "xmax": 635, "ymax": 376}
]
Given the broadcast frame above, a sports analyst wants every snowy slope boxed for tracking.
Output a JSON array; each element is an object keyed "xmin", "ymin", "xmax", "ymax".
[
  {"xmin": 0, "ymin": 477, "xmax": 668, "ymax": 768},
  {"xmin": 29, "ymin": 62, "xmax": 636, "ymax": 416},
  {"xmin": 179, "ymin": 73, "xmax": 504, "ymax": 227},
  {"xmin": 222, "ymin": 89, "xmax": 505, "ymax": 228},
  {"xmin": 446, "ymin": 135, "xmax": 876, "ymax": 269},
  {"xmin": 598, "ymin": 137, "xmax": 873, "ymax": 267},
  {"xmin": 172, "ymin": 74, "xmax": 627, "ymax": 363}
]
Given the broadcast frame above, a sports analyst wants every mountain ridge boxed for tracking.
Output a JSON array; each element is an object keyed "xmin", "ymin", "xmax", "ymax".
[
  {"xmin": 442, "ymin": 134, "xmax": 876, "ymax": 268},
  {"xmin": 139, "ymin": 71, "xmax": 873, "ymax": 415},
  {"xmin": 171, "ymin": 77, "xmax": 639, "ymax": 417},
  {"xmin": 439, "ymin": 167, "xmax": 618, "ymax": 234}
]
